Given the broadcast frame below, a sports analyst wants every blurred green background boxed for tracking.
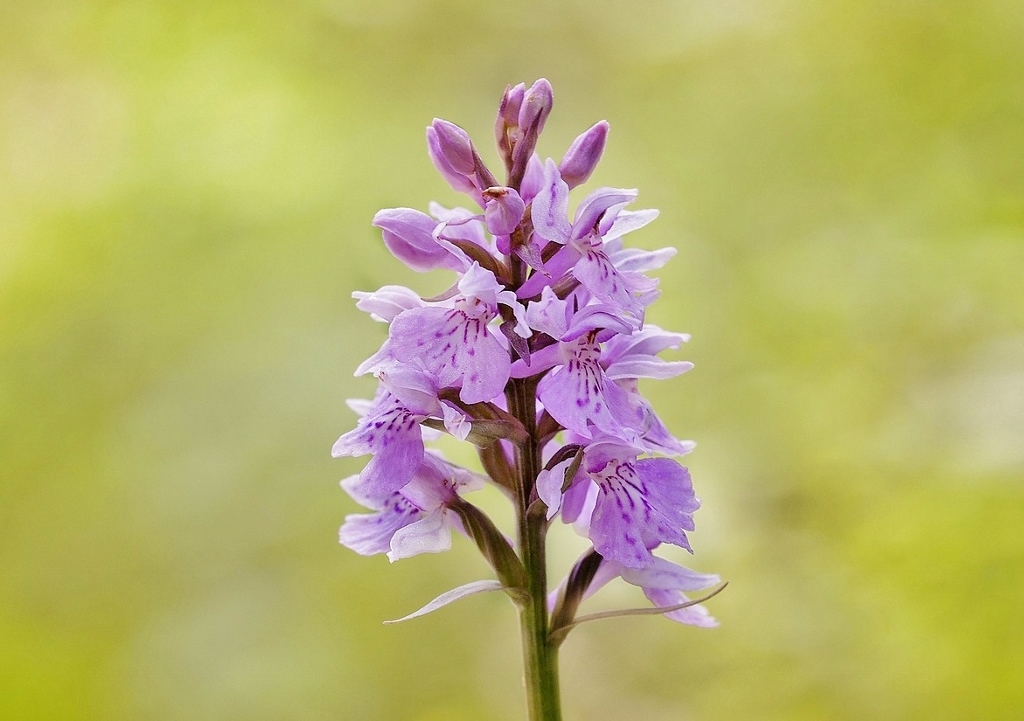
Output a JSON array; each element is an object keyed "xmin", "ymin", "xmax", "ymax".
[{"xmin": 2, "ymin": 1, "xmax": 1023, "ymax": 719}]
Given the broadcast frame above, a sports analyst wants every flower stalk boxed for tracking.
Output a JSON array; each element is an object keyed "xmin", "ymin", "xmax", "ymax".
[{"xmin": 509, "ymin": 376, "xmax": 562, "ymax": 719}]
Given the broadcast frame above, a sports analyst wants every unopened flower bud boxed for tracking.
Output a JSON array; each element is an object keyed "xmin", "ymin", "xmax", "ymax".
[
  {"xmin": 495, "ymin": 83, "xmax": 526, "ymax": 168},
  {"xmin": 372, "ymin": 207, "xmax": 458, "ymax": 272},
  {"xmin": 518, "ymin": 78, "xmax": 553, "ymax": 137},
  {"xmin": 509, "ymin": 79, "xmax": 554, "ymax": 188},
  {"xmin": 427, "ymin": 125, "xmax": 479, "ymax": 198},
  {"xmin": 430, "ymin": 118, "xmax": 477, "ymax": 175},
  {"xmin": 559, "ymin": 121, "xmax": 609, "ymax": 189}
]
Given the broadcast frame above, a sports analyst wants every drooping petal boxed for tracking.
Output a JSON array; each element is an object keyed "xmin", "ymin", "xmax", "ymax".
[
  {"xmin": 618, "ymin": 555, "xmax": 720, "ymax": 592},
  {"xmin": 585, "ymin": 555, "xmax": 721, "ymax": 627},
  {"xmin": 605, "ymin": 358, "xmax": 693, "ymax": 381},
  {"xmin": 332, "ymin": 399, "xmax": 426, "ymax": 497},
  {"xmin": 602, "ymin": 325, "xmax": 690, "ymax": 365},
  {"xmin": 603, "ymin": 208, "xmax": 659, "ymax": 242},
  {"xmin": 387, "ymin": 509, "xmax": 453, "ymax": 561},
  {"xmin": 339, "ymin": 493, "xmax": 423, "ymax": 556},
  {"xmin": 611, "ymin": 247, "xmax": 676, "ymax": 278},
  {"xmin": 643, "ymin": 587, "xmax": 718, "ymax": 627},
  {"xmin": 621, "ymin": 386, "xmax": 695, "ymax": 456}
]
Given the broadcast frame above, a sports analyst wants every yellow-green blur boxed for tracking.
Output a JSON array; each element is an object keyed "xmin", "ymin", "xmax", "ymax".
[{"xmin": 2, "ymin": 1, "xmax": 1022, "ymax": 719}]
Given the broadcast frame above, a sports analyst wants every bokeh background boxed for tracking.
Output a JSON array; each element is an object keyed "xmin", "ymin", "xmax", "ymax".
[{"xmin": 2, "ymin": 1, "xmax": 1023, "ymax": 719}]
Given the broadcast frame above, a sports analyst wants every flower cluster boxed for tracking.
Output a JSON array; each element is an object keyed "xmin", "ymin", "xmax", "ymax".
[{"xmin": 334, "ymin": 79, "xmax": 719, "ymax": 634}]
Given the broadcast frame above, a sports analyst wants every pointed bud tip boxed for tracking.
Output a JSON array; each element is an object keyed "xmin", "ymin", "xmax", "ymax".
[
  {"xmin": 497, "ymin": 83, "xmax": 526, "ymax": 122},
  {"xmin": 429, "ymin": 118, "xmax": 476, "ymax": 174},
  {"xmin": 560, "ymin": 120, "xmax": 610, "ymax": 188},
  {"xmin": 519, "ymin": 78, "xmax": 554, "ymax": 132}
]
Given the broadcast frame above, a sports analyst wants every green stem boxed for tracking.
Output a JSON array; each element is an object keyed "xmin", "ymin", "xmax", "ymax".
[
  {"xmin": 518, "ymin": 517, "xmax": 561, "ymax": 721},
  {"xmin": 509, "ymin": 378, "xmax": 563, "ymax": 721}
]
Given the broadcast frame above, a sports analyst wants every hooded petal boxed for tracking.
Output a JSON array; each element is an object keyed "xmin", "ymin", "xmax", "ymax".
[{"xmin": 571, "ymin": 187, "xmax": 636, "ymax": 241}]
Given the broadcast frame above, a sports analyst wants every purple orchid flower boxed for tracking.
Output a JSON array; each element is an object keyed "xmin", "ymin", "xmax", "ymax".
[
  {"xmin": 503, "ymin": 286, "xmax": 644, "ymax": 440},
  {"xmin": 539, "ymin": 439, "xmax": 700, "ymax": 569},
  {"xmin": 601, "ymin": 325, "xmax": 696, "ymax": 455},
  {"xmin": 340, "ymin": 451, "xmax": 483, "ymax": 562},
  {"xmin": 527, "ymin": 160, "xmax": 651, "ymax": 315},
  {"xmin": 332, "ymin": 364, "xmax": 467, "ymax": 497},
  {"xmin": 536, "ymin": 333, "xmax": 641, "ymax": 440},
  {"xmin": 387, "ymin": 263, "xmax": 529, "ymax": 404}
]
